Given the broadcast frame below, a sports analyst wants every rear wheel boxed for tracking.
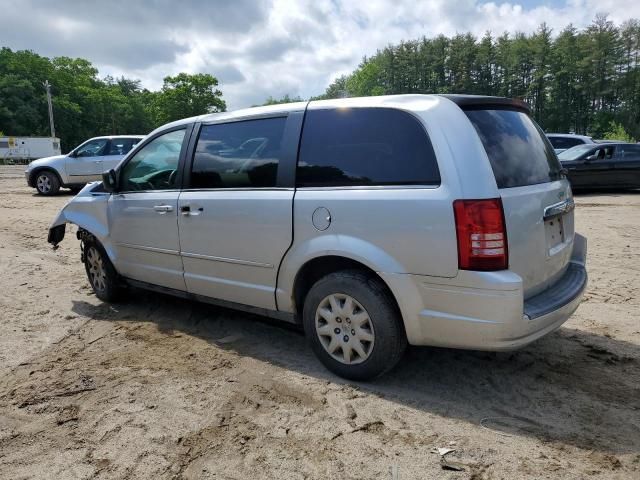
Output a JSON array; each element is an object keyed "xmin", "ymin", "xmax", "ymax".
[
  {"xmin": 302, "ymin": 270, "xmax": 407, "ymax": 380},
  {"xmin": 83, "ymin": 240, "xmax": 122, "ymax": 302},
  {"xmin": 35, "ymin": 171, "xmax": 60, "ymax": 195}
]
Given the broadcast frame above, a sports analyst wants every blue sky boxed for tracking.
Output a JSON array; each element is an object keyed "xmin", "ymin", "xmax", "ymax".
[{"xmin": 1, "ymin": 0, "xmax": 638, "ymax": 108}]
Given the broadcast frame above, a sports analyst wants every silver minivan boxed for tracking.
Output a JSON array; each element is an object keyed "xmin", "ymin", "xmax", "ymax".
[{"xmin": 48, "ymin": 95, "xmax": 587, "ymax": 380}]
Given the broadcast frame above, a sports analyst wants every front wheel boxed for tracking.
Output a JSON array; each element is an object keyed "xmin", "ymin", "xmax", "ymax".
[
  {"xmin": 83, "ymin": 241, "xmax": 122, "ymax": 302},
  {"xmin": 302, "ymin": 270, "xmax": 407, "ymax": 380},
  {"xmin": 35, "ymin": 171, "xmax": 60, "ymax": 195}
]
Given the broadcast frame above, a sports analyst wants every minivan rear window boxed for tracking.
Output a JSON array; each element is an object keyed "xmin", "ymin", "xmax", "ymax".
[{"xmin": 465, "ymin": 109, "xmax": 562, "ymax": 188}]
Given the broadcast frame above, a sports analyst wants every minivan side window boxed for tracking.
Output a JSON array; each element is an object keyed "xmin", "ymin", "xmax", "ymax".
[
  {"xmin": 296, "ymin": 108, "xmax": 440, "ymax": 187},
  {"xmin": 189, "ymin": 117, "xmax": 286, "ymax": 189},
  {"xmin": 120, "ymin": 129, "xmax": 185, "ymax": 191}
]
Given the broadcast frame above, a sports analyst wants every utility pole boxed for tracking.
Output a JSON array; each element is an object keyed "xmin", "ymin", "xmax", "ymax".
[{"xmin": 43, "ymin": 80, "xmax": 55, "ymax": 138}]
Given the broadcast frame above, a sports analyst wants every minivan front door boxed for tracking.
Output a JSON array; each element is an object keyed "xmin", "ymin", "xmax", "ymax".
[
  {"xmin": 177, "ymin": 114, "xmax": 302, "ymax": 310},
  {"xmin": 108, "ymin": 128, "xmax": 190, "ymax": 291}
]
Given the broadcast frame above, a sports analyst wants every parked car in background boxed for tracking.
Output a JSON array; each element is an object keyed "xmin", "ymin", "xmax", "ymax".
[
  {"xmin": 48, "ymin": 95, "xmax": 587, "ymax": 380},
  {"xmin": 546, "ymin": 133, "xmax": 595, "ymax": 154},
  {"xmin": 26, "ymin": 135, "xmax": 144, "ymax": 195},
  {"xmin": 558, "ymin": 142, "xmax": 640, "ymax": 189}
]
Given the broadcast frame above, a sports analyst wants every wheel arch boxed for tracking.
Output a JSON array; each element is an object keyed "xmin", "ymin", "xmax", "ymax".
[
  {"xmin": 286, "ymin": 254, "xmax": 404, "ymax": 329},
  {"xmin": 30, "ymin": 166, "xmax": 64, "ymax": 188}
]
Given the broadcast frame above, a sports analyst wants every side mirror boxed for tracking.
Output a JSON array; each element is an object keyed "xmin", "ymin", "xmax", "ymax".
[
  {"xmin": 585, "ymin": 154, "xmax": 597, "ymax": 162},
  {"xmin": 102, "ymin": 169, "xmax": 118, "ymax": 192}
]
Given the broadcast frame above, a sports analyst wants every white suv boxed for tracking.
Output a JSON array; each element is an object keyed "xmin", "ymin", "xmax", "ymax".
[
  {"xmin": 26, "ymin": 135, "xmax": 144, "ymax": 195},
  {"xmin": 48, "ymin": 95, "xmax": 587, "ymax": 380}
]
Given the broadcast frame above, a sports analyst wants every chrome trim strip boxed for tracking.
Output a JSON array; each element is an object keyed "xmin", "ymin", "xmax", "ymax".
[
  {"xmin": 180, "ymin": 251, "xmax": 273, "ymax": 269},
  {"xmin": 116, "ymin": 243, "xmax": 180, "ymax": 256},
  {"xmin": 543, "ymin": 198, "xmax": 575, "ymax": 221}
]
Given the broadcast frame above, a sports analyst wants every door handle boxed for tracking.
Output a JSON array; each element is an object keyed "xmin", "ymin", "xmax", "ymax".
[{"xmin": 153, "ymin": 204, "xmax": 173, "ymax": 213}]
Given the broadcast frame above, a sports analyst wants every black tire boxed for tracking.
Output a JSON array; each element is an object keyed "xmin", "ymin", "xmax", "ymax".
[
  {"xmin": 83, "ymin": 240, "xmax": 123, "ymax": 302},
  {"xmin": 34, "ymin": 170, "xmax": 60, "ymax": 195},
  {"xmin": 69, "ymin": 185, "xmax": 84, "ymax": 194},
  {"xmin": 302, "ymin": 270, "xmax": 407, "ymax": 381}
]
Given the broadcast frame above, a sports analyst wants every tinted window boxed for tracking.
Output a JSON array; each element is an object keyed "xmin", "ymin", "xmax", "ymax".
[
  {"xmin": 620, "ymin": 145, "xmax": 640, "ymax": 158},
  {"xmin": 465, "ymin": 109, "xmax": 562, "ymax": 188},
  {"xmin": 558, "ymin": 144, "xmax": 595, "ymax": 161},
  {"xmin": 75, "ymin": 139, "xmax": 108, "ymax": 157},
  {"xmin": 120, "ymin": 129, "xmax": 185, "ymax": 191},
  {"xmin": 548, "ymin": 136, "xmax": 585, "ymax": 149},
  {"xmin": 297, "ymin": 108, "xmax": 440, "ymax": 187},
  {"xmin": 190, "ymin": 117, "xmax": 286, "ymax": 189},
  {"xmin": 107, "ymin": 138, "xmax": 139, "ymax": 155}
]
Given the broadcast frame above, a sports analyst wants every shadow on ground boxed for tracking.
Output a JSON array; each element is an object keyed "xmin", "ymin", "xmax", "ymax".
[{"xmin": 72, "ymin": 289, "xmax": 640, "ymax": 455}]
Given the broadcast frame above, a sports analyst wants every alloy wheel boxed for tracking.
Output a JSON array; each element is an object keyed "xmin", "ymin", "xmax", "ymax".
[
  {"xmin": 86, "ymin": 246, "xmax": 107, "ymax": 293},
  {"xmin": 36, "ymin": 174, "xmax": 51, "ymax": 194}
]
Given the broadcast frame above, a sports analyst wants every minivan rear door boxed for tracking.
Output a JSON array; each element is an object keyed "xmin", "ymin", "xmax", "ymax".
[{"xmin": 465, "ymin": 108, "xmax": 574, "ymax": 298}]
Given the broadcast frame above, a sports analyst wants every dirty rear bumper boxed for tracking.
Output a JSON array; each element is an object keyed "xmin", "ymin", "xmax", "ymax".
[{"xmin": 380, "ymin": 233, "xmax": 588, "ymax": 350}]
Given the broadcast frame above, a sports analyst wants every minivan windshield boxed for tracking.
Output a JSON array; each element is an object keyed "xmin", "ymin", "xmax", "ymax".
[
  {"xmin": 465, "ymin": 109, "xmax": 562, "ymax": 188},
  {"xmin": 557, "ymin": 144, "xmax": 595, "ymax": 161}
]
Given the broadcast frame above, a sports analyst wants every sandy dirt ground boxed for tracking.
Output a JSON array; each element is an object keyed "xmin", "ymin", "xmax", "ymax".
[{"xmin": 0, "ymin": 164, "xmax": 638, "ymax": 479}]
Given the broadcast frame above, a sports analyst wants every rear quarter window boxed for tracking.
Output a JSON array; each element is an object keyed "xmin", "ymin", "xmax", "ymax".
[
  {"xmin": 466, "ymin": 109, "xmax": 562, "ymax": 188},
  {"xmin": 297, "ymin": 107, "xmax": 440, "ymax": 187}
]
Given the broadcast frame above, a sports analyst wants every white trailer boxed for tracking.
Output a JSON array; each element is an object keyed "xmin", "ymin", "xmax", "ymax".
[{"xmin": 0, "ymin": 136, "xmax": 61, "ymax": 165}]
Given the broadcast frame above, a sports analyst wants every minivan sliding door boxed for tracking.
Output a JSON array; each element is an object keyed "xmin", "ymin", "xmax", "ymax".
[{"xmin": 178, "ymin": 112, "xmax": 303, "ymax": 310}]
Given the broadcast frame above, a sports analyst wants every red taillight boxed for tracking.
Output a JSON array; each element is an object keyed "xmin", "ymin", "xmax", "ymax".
[{"xmin": 453, "ymin": 198, "xmax": 508, "ymax": 271}]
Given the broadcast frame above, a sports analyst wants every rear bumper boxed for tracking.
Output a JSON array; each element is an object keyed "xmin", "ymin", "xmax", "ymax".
[
  {"xmin": 25, "ymin": 171, "xmax": 33, "ymax": 187},
  {"xmin": 381, "ymin": 233, "xmax": 588, "ymax": 350}
]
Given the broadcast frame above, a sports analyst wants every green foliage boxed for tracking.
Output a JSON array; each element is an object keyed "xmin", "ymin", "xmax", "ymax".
[
  {"xmin": 603, "ymin": 121, "xmax": 635, "ymax": 142},
  {"xmin": 320, "ymin": 16, "xmax": 640, "ymax": 140},
  {"xmin": 259, "ymin": 94, "xmax": 304, "ymax": 106},
  {"xmin": 154, "ymin": 73, "xmax": 226, "ymax": 124},
  {"xmin": 0, "ymin": 48, "xmax": 227, "ymax": 151}
]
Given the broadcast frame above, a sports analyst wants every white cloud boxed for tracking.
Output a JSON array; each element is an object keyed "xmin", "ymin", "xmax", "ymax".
[{"xmin": 2, "ymin": 0, "xmax": 640, "ymax": 109}]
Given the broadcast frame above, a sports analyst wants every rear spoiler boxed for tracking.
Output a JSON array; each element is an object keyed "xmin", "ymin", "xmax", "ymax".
[{"xmin": 439, "ymin": 94, "xmax": 530, "ymax": 114}]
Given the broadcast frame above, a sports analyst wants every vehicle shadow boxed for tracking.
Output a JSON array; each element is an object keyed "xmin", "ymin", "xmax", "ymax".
[
  {"xmin": 72, "ymin": 290, "xmax": 640, "ymax": 455},
  {"xmin": 29, "ymin": 190, "xmax": 77, "ymax": 198}
]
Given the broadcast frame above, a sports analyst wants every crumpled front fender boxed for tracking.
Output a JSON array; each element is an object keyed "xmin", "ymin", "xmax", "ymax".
[{"xmin": 47, "ymin": 183, "xmax": 115, "ymax": 260}]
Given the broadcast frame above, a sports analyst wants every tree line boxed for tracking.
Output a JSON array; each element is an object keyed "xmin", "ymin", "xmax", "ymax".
[
  {"xmin": 2, "ymin": 15, "xmax": 639, "ymax": 151},
  {"xmin": 315, "ymin": 15, "xmax": 640, "ymax": 140},
  {"xmin": 0, "ymin": 48, "xmax": 225, "ymax": 151}
]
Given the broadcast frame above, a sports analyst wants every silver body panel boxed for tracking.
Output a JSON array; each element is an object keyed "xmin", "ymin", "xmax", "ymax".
[
  {"xmin": 109, "ymin": 191, "xmax": 185, "ymax": 291},
  {"xmin": 178, "ymin": 189, "xmax": 294, "ymax": 310},
  {"xmin": 49, "ymin": 95, "xmax": 587, "ymax": 351}
]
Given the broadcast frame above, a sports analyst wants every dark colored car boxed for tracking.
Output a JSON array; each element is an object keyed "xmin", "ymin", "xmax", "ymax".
[{"xmin": 558, "ymin": 142, "xmax": 640, "ymax": 189}]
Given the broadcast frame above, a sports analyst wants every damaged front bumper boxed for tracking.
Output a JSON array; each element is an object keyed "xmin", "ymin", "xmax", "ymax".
[{"xmin": 47, "ymin": 182, "xmax": 111, "ymax": 248}]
